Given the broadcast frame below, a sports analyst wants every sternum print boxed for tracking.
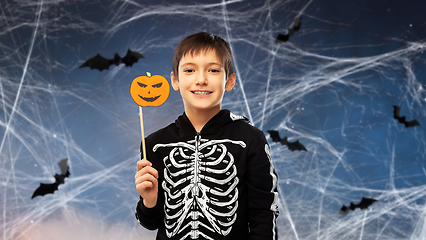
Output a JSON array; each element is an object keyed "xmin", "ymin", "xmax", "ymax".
[
  {"xmin": 154, "ymin": 134, "xmax": 246, "ymax": 239},
  {"xmin": 192, "ymin": 133, "xmax": 201, "ymax": 198}
]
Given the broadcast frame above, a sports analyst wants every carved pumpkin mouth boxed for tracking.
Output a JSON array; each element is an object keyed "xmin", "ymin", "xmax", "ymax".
[{"xmin": 138, "ymin": 94, "xmax": 161, "ymax": 102}]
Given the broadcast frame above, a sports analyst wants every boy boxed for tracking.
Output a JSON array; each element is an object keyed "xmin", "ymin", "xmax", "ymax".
[{"xmin": 135, "ymin": 32, "xmax": 279, "ymax": 240}]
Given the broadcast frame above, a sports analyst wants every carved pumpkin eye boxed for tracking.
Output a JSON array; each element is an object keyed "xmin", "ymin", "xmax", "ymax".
[
  {"xmin": 130, "ymin": 72, "xmax": 170, "ymax": 107},
  {"xmin": 152, "ymin": 83, "xmax": 162, "ymax": 88},
  {"xmin": 137, "ymin": 82, "xmax": 147, "ymax": 88}
]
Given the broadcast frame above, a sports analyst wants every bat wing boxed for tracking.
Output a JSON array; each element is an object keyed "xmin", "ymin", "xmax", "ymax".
[
  {"xmin": 267, "ymin": 130, "xmax": 282, "ymax": 143},
  {"xmin": 356, "ymin": 197, "xmax": 378, "ymax": 210},
  {"xmin": 275, "ymin": 33, "xmax": 289, "ymax": 43},
  {"xmin": 393, "ymin": 105, "xmax": 405, "ymax": 123},
  {"xmin": 287, "ymin": 139, "xmax": 307, "ymax": 151},
  {"xmin": 57, "ymin": 158, "xmax": 69, "ymax": 176},
  {"xmin": 393, "ymin": 105, "xmax": 401, "ymax": 119},
  {"xmin": 339, "ymin": 205, "xmax": 349, "ymax": 215},
  {"xmin": 79, "ymin": 54, "xmax": 113, "ymax": 71},
  {"xmin": 293, "ymin": 16, "xmax": 302, "ymax": 31},
  {"xmin": 405, "ymin": 119, "xmax": 420, "ymax": 128},
  {"xmin": 122, "ymin": 49, "xmax": 144, "ymax": 67},
  {"xmin": 31, "ymin": 182, "xmax": 59, "ymax": 199}
]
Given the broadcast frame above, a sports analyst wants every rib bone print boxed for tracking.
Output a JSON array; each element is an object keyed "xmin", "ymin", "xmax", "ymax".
[{"xmin": 153, "ymin": 136, "xmax": 246, "ymax": 239}]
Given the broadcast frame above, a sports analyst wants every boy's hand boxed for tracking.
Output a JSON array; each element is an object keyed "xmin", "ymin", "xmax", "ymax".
[{"xmin": 135, "ymin": 159, "xmax": 159, "ymax": 208}]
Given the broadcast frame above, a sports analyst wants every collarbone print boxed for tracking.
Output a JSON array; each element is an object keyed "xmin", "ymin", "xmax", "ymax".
[{"xmin": 153, "ymin": 136, "xmax": 246, "ymax": 240}]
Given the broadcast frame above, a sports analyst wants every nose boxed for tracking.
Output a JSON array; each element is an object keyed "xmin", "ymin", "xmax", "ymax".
[{"xmin": 195, "ymin": 72, "xmax": 207, "ymax": 86}]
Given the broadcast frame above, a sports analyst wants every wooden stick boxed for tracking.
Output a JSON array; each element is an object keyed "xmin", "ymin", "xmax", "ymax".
[{"xmin": 139, "ymin": 106, "xmax": 146, "ymax": 160}]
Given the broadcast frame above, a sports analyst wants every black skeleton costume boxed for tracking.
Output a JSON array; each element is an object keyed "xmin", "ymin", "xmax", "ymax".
[{"xmin": 136, "ymin": 110, "xmax": 279, "ymax": 240}]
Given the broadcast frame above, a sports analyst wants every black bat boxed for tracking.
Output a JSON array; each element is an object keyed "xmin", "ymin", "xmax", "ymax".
[
  {"xmin": 275, "ymin": 16, "xmax": 302, "ymax": 43},
  {"xmin": 79, "ymin": 49, "xmax": 144, "ymax": 71},
  {"xmin": 267, "ymin": 130, "xmax": 307, "ymax": 152},
  {"xmin": 393, "ymin": 105, "xmax": 420, "ymax": 128},
  {"xmin": 31, "ymin": 158, "xmax": 70, "ymax": 199},
  {"xmin": 339, "ymin": 197, "xmax": 378, "ymax": 215}
]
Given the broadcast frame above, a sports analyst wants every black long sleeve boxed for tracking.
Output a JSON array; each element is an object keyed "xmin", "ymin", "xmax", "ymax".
[{"xmin": 246, "ymin": 132, "xmax": 279, "ymax": 239}]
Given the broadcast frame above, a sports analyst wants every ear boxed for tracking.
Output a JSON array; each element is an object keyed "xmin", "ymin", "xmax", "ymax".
[
  {"xmin": 225, "ymin": 73, "xmax": 236, "ymax": 91},
  {"xmin": 170, "ymin": 71, "xmax": 180, "ymax": 91}
]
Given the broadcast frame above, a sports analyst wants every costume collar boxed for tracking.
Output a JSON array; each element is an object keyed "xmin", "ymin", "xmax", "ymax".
[{"xmin": 176, "ymin": 109, "xmax": 248, "ymax": 135}]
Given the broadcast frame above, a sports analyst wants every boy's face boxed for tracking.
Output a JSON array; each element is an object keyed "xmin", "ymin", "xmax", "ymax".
[{"xmin": 171, "ymin": 50, "xmax": 236, "ymax": 114}]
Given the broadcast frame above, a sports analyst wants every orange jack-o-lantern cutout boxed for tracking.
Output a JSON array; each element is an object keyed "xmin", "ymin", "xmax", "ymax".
[{"xmin": 130, "ymin": 72, "xmax": 170, "ymax": 107}]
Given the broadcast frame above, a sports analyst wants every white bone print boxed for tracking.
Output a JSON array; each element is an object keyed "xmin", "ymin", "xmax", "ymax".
[{"xmin": 153, "ymin": 136, "xmax": 246, "ymax": 239}]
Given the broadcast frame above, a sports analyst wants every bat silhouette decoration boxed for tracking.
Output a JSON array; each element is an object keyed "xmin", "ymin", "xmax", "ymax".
[
  {"xmin": 275, "ymin": 16, "xmax": 302, "ymax": 43},
  {"xmin": 339, "ymin": 197, "xmax": 378, "ymax": 215},
  {"xmin": 31, "ymin": 158, "xmax": 70, "ymax": 199},
  {"xmin": 393, "ymin": 105, "xmax": 420, "ymax": 128},
  {"xmin": 267, "ymin": 130, "xmax": 307, "ymax": 152},
  {"xmin": 79, "ymin": 49, "xmax": 144, "ymax": 71}
]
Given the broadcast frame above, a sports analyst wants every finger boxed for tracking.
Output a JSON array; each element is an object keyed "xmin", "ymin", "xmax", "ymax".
[
  {"xmin": 135, "ymin": 173, "xmax": 158, "ymax": 186},
  {"xmin": 136, "ymin": 163, "xmax": 158, "ymax": 178},
  {"xmin": 138, "ymin": 181, "xmax": 153, "ymax": 189},
  {"xmin": 136, "ymin": 177, "xmax": 157, "ymax": 189},
  {"xmin": 135, "ymin": 175, "xmax": 158, "ymax": 192},
  {"xmin": 137, "ymin": 159, "xmax": 151, "ymax": 171},
  {"xmin": 135, "ymin": 166, "xmax": 158, "ymax": 180},
  {"xmin": 137, "ymin": 159, "xmax": 152, "ymax": 172}
]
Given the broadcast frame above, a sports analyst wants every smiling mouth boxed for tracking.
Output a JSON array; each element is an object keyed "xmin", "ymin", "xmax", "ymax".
[
  {"xmin": 139, "ymin": 94, "xmax": 161, "ymax": 102},
  {"xmin": 191, "ymin": 91, "xmax": 212, "ymax": 95}
]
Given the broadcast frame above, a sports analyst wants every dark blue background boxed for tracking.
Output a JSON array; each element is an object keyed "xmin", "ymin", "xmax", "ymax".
[{"xmin": 1, "ymin": 0, "xmax": 425, "ymax": 239}]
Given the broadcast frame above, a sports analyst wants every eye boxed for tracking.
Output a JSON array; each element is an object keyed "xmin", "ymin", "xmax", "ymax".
[
  {"xmin": 137, "ymin": 82, "xmax": 147, "ymax": 88},
  {"xmin": 184, "ymin": 69, "xmax": 194, "ymax": 73},
  {"xmin": 210, "ymin": 69, "xmax": 220, "ymax": 73},
  {"xmin": 152, "ymin": 83, "xmax": 163, "ymax": 88}
]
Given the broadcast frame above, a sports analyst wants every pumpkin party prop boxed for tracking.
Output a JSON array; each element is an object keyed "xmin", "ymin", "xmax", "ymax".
[
  {"xmin": 130, "ymin": 72, "xmax": 170, "ymax": 159},
  {"xmin": 130, "ymin": 72, "xmax": 170, "ymax": 107}
]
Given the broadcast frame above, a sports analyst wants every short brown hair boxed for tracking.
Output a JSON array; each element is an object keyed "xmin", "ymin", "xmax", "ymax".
[{"xmin": 172, "ymin": 32, "xmax": 234, "ymax": 80}]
